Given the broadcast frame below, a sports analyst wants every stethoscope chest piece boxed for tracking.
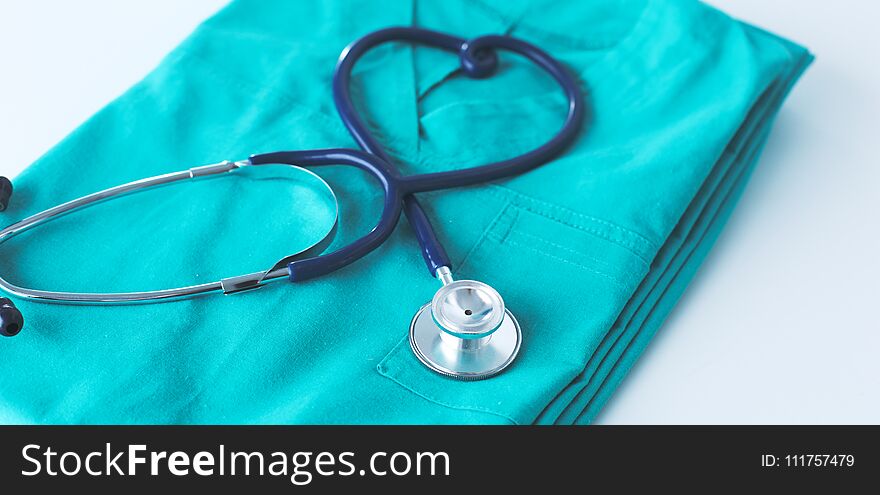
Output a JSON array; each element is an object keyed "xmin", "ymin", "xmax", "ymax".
[{"xmin": 409, "ymin": 276, "xmax": 522, "ymax": 380}]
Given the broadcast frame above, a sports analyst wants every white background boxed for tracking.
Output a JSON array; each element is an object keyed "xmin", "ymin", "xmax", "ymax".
[{"xmin": 0, "ymin": 1, "xmax": 877, "ymax": 424}]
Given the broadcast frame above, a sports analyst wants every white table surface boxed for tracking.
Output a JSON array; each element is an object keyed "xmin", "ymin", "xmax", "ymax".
[{"xmin": 0, "ymin": 1, "xmax": 876, "ymax": 424}]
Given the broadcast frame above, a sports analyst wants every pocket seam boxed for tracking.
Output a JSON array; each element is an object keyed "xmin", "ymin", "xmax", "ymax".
[
  {"xmin": 490, "ymin": 185, "xmax": 656, "ymax": 264},
  {"xmin": 469, "ymin": 0, "xmax": 651, "ymax": 51},
  {"xmin": 376, "ymin": 337, "xmax": 520, "ymax": 425},
  {"xmin": 512, "ymin": 227, "xmax": 646, "ymax": 274},
  {"xmin": 485, "ymin": 232, "xmax": 630, "ymax": 293},
  {"xmin": 452, "ymin": 198, "xmax": 515, "ymax": 268}
]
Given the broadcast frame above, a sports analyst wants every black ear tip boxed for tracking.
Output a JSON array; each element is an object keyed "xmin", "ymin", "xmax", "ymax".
[
  {"xmin": 0, "ymin": 298, "xmax": 23, "ymax": 337},
  {"xmin": 0, "ymin": 176, "xmax": 12, "ymax": 212}
]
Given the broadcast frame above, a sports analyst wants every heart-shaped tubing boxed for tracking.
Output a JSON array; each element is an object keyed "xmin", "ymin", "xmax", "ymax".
[{"xmin": 252, "ymin": 27, "xmax": 585, "ymax": 283}]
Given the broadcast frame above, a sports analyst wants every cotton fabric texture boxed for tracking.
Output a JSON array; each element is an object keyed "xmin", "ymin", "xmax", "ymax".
[{"xmin": 0, "ymin": 0, "xmax": 811, "ymax": 424}]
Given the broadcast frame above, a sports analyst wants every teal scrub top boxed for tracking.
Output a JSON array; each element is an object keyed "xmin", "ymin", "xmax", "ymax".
[{"xmin": 0, "ymin": 0, "xmax": 811, "ymax": 424}]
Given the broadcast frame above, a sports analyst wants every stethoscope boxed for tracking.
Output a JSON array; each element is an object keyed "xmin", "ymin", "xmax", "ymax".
[{"xmin": 0, "ymin": 27, "xmax": 584, "ymax": 380}]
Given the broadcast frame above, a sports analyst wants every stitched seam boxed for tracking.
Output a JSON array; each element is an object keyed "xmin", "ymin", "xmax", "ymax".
[
  {"xmin": 483, "ymin": 188, "xmax": 655, "ymax": 265},
  {"xmin": 455, "ymin": 200, "xmax": 513, "ymax": 270},
  {"xmin": 497, "ymin": 207, "xmax": 519, "ymax": 244},
  {"xmin": 420, "ymin": 91, "xmax": 563, "ymax": 118},
  {"xmin": 492, "ymin": 185, "xmax": 657, "ymax": 249},
  {"xmin": 183, "ymin": 51, "xmax": 345, "ymax": 133},
  {"xmin": 187, "ymin": 49, "xmax": 418, "ymax": 167},
  {"xmin": 469, "ymin": 0, "xmax": 643, "ymax": 51},
  {"xmin": 486, "ymin": 232, "xmax": 629, "ymax": 292},
  {"xmin": 376, "ymin": 337, "xmax": 519, "ymax": 424},
  {"xmin": 517, "ymin": 204, "xmax": 651, "ymax": 265},
  {"xmin": 415, "ymin": 134, "xmax": 548, "ymax": 168},
  {"xmin": 512, "ymin": 228, "xmax": 649, "ymax": 273}
]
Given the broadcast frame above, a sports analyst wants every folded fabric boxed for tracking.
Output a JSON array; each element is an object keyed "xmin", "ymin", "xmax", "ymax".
[{"xmin": 0, "ymin": 0, "xmax": 811, "ymax": 424}]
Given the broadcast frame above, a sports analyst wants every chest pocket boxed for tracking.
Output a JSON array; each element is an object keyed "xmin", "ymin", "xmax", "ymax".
[{"xmin": 377, "ymin": 189, "xmax": 652, "ymax": 424}]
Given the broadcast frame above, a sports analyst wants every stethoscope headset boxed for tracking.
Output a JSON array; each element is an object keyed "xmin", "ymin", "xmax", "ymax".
[{"xmin": 0, "ymin": 27, "xmax": 584, "ymax": 380}]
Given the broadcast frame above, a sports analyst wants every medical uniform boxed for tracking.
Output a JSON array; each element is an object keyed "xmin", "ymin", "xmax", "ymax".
[{"xmin": 0, "ymin": 0, "xmax": 811, "ymax": 424}]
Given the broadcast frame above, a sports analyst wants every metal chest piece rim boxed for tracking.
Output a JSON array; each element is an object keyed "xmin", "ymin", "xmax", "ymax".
[{"xmin": 409, "ymin": 268, "xmax": 522, "ymax": 380}]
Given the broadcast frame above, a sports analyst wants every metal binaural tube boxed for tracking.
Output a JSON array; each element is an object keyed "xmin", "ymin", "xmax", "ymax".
[{"xmin": 435, "ymin": 266, "xmax": 454, "ymax": 286}]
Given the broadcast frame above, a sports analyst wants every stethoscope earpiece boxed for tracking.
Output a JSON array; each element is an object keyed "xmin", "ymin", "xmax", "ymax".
[
  {"xmin": 0, "ymin": 176, "xmax": 12, "ymax": 212},
  {"xmin": 410, "ymin": 267, "xmax": 521, "ymax": 380},
  {"xmin": 0, "ymin": 179, "xmax": 24, "ymax": 336},
  {"xmin": 0, "ymin": 297, "xmax": 24, "ymax": 337}
]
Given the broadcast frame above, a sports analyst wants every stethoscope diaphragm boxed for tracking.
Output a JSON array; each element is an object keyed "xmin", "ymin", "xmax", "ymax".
[{"xmin": 409, "ymin": 276, "xmax": 521, "ymax": 380}]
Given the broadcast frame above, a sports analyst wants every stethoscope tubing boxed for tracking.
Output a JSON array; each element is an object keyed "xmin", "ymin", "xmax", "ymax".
[
  {"xmin": 258, "ymin": 26, "xmax": 584, "ymax": 283},
  {"xmin": 0, "ymin": 27, "xmax": 584, "ymax": 305}
]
